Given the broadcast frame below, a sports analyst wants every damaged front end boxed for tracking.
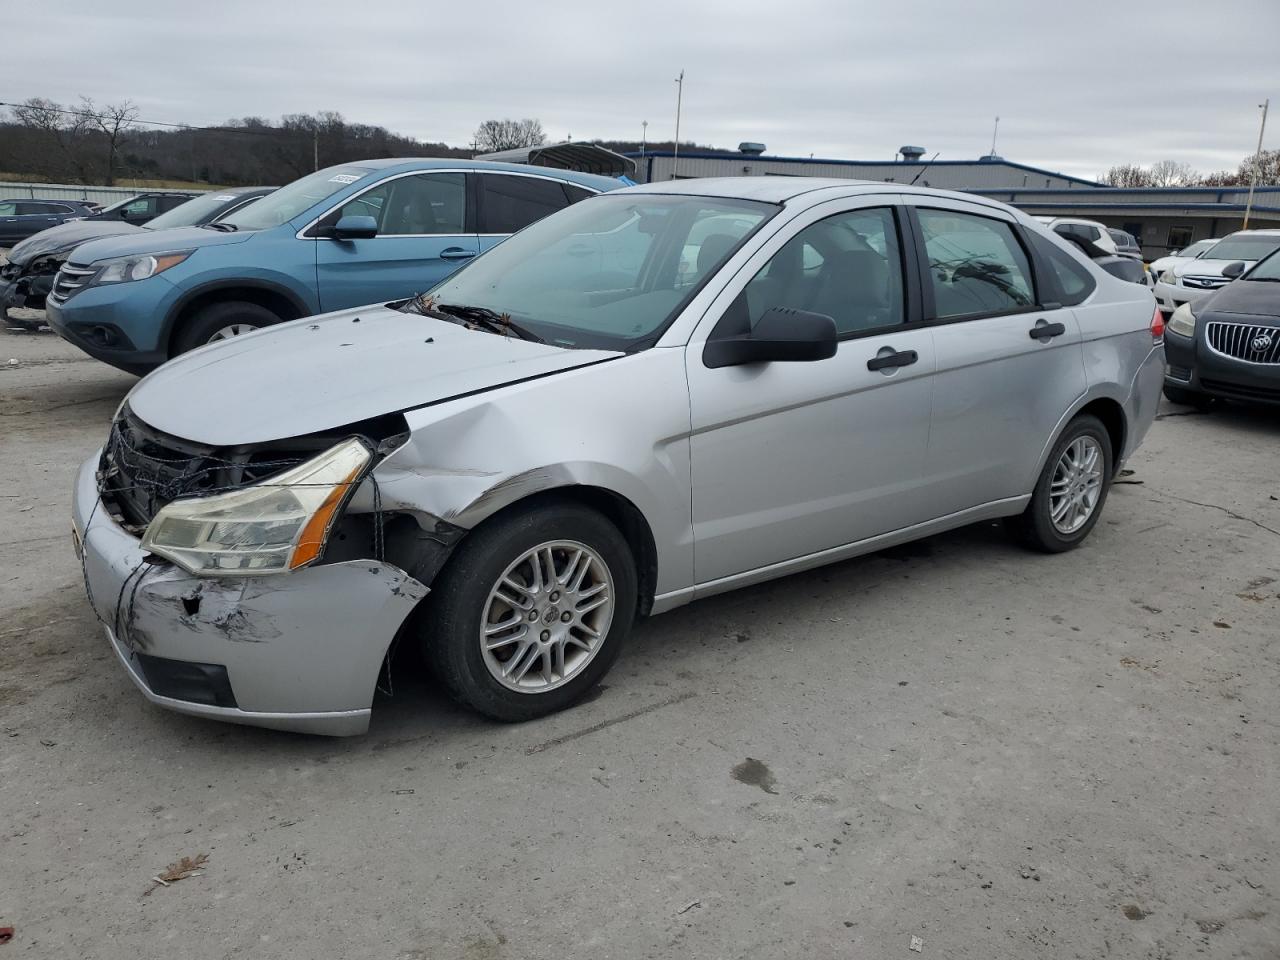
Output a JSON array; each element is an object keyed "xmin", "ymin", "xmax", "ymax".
[
  {"xmin": 75, "ymin": 407, "xmax": 463, "ymax": 735},
  {"xmin": 1, "ymin": 256, "xmax": 62, "ymax": 326}
]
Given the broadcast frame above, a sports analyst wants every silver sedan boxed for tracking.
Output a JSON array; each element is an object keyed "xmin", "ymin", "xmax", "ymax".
[{"xmin": 73, "ymin": 177, "xmax": 1165, "ymax": 734}]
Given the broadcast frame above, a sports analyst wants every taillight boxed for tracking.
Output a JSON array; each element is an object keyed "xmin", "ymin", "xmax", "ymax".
[{"xmin": 1150, "ymin": 304, "xmax": 1164, "ymax": 343}]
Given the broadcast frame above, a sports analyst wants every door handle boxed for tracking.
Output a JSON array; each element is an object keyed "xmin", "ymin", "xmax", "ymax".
[
  {"xmin": 1029, "ymin": 319, "xmax": 1066, "ymax": 340},
  {"xmin": 439, "ymin": 247, "xmax": 476, "ymax": 261},
  {"xmin": 866, "ymin": 349, "xmax": 918, "ymax": 371}
]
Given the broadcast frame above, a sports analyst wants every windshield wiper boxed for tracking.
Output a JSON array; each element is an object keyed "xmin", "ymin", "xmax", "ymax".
[
  {"xmin": 434, "ymin": 303, "xmax": 543, "ymax": 342},
  {"xmin": 202, "ymin": 222, "xmax": 238, "ymax": 232}
]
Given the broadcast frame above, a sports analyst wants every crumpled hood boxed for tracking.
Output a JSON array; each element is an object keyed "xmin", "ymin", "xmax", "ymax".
[
  {"xmin": 1197, "ymin": 280, "xmax": 1280, "ymax": 318},
  {"xmin": 5, "ymin": 219, "xmax": 142, "ymax": 266},
  {"xmin": 127, "ymin": 303, "xmax": 622, "ymax": 446},
  {"xmin": 69, "ymin": 225, "xmax": 254, "ymax": 266}
]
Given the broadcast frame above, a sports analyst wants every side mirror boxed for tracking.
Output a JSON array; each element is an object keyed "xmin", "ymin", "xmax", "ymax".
[
  {"xmin": 1221, "ymin": 260, "xmax": 1246, "ymax": 279},
  {"xmin": 331, "ymin": 214, "xmax": 378, "ymax": 240},
  {"xmin": 703, "ymin": 307, "xmax": 838, "ymax": 369}
]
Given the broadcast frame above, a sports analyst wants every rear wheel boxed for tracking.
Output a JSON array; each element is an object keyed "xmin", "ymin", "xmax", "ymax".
[
  {"xmin": 1162, "ymin": 383, "xmax": 1213, "ymax": 409},
  {"xmin": 172, "ymin": 300, "xmax": 282, "ymax": 356},
  {"xmin": 1008, "ymin": 414, "xmax": 1112, "ymax": 553},
  {"xmin": 423, "ymin": 501, "xmax": 638, "ymax": 721}
]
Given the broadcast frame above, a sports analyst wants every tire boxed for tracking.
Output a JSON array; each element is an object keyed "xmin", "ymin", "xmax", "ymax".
[
  {"xmin": 1007, "ymin": 414, "xmax": 1113, "ymax": 553},
  {"xmin": 172, "ymin": 300, "xmax": 281, "ymax": 356},
  {"xmin": 423, "ymin": 500, "xmax": 638, "ymax": 722},
  {"xmin": 1162, "ymin": 383, "xmax": 1213, "ymax": 409}
]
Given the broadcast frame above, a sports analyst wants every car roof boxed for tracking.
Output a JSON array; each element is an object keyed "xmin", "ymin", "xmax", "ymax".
[
  {"xmin": 1223, "ymin": 229, "xmax": 1280, "ymax": 237},
  {"xmin": 621, "ymin": 176, "xmax": 1023, "ymax": 215},
  {"xmin": 347, "ymin": 157, "xmax": 622, "ymax": 191}
]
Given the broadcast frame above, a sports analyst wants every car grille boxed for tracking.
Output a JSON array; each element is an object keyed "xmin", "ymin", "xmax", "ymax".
[
  {"xmin": 1205, "ymin": 321, "xmax": 1280, "ymax": 364},
  {"xmin": 1181, "ymin": 275, "xmax": 1231, "ymax": 290},
  {"xmin": 99, "ymin": 410, "xmax": 309, "ymax": 531},
  {"xmin": 47, "ymin": 263, "xmax": 96, "ymax": 306}
]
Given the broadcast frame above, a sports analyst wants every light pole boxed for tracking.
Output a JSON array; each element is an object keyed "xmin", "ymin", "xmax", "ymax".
[
  {"xmin": 1243, "ymin": 98, "xmax": 1270, "ymax": 230},
  {"xmin": 640, "ymin": 120, "xmax": 648, "ymax": 160},
  {"xmin": 672, "ymin": 69, "xmax": 684, "ymax": 179}
]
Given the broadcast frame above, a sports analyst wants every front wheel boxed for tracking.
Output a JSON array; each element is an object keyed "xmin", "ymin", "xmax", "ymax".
[
  {"xmin": 1162, "ymin": 383, "xmax": 1213, "ymax": 409},
  {"xmin": 423, "ymin": 501, "xmax": 638, "ymax": 721},
  {"xmin": 172, "ymin": 300, "xmax": 282, "ymax": 357},
  {"xmin": 1007, "ymin": 414, "xmax": 1112, "ymax": 553}
]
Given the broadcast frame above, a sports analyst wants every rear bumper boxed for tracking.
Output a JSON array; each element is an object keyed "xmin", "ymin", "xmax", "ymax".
[
  {"xmin": 72, "ymin": 454, "xmax": 429, "ymax": 736},
  {"xmin": 1164, "ymin": 327, "xmax": 1280, "ymax": 405}
]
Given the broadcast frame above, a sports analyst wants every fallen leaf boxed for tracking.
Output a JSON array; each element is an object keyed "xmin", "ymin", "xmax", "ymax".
[{"xmin": 143, "ymin": 853, "xmax": 208, "ymax": 896}]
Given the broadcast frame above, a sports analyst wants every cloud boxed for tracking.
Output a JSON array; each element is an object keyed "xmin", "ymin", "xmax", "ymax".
[{"xmin": 14, "ymin": 0, "xmax": 1280, "ymax": 180}]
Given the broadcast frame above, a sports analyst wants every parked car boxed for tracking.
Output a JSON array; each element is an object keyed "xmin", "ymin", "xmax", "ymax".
[
  {"xmin": 1154, "ymin": 230, "xmax": 1280, "ymax": 313},
  {"xmin": 1163, "ymin": 248, "xmax": 1280, "ymax": 406},
  {"xmin": 1148, "ymin": 237, "xmax": 1220, "ymax": 290},
  {"xmin": 0, "ymin": 198, "xmax": 100, "ymax": 245},
  {"xmin": 88, "ymin": 191, "xmax": 198, "ymax": 226},
  {"xmin": 1037, "ymin": 216, "xmax": 1120, "ymax": 256},
  {"xmin": 1107, "ymin": 228, "xmax": 1142, "ymax": 260},
  {"xmin": 72, "ymin": 178, "xmax": 1164, "ymax": 735},
  {"xmin": 46, "ymin": 160, "xmax": 622, "ymax": 374},
  {"xmin": 1, "ymin": 187, "xmax": 273, "ymax": 326}
]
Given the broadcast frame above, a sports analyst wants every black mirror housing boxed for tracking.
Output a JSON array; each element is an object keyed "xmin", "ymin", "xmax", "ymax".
[
  {"xmin": 1221, "ymin": 260, "xmax": 1247, "ymax": 279},
  {"xmin": 704, "ymin": 307, "xmax": 839, "ymax": 369},
  {"xmin": 331, "ymin": 214, "xmax": 378, "ymax": 240}
]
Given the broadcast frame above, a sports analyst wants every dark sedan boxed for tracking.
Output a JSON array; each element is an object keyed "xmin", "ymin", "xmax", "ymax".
[
  {"xmin": 1164, "ymin": 250, "xmax": 1280, "ymax": 406},
  {"xmin": 0, "ymin": 198, "xmax": 99, "ymax": 245},
  {"xmin": 2, "ymin": 187, "xmax": 272, "ymax": 326}
]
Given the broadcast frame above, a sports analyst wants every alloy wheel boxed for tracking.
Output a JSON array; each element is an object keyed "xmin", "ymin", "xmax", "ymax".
[{"xmin": 1049, "ymin": 436, "xmax": 1104, "ymax": 534}]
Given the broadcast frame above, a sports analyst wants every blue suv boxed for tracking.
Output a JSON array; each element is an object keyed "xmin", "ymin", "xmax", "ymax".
[{"xmin": 45, "ymin": 159, "xmax": 623, "ymax": 374}]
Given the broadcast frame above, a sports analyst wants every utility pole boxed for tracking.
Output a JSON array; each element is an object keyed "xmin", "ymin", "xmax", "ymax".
[
  {"xmin": 672, "ymin": 69, "xmax": 684, "ymax": 179},
  {"xmin": 1243, "ymin": 98, "xmax": 1270, "ymax": 230},
  {"xmin": 313, "ymin": 127, "xmax": 319, "ymax": 171}
]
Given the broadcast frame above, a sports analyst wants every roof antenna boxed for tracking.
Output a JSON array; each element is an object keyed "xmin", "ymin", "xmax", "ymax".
[
  {"xmin": 989, "ymin": 115, "xmax": 1000, "ymax": 156},
  {"xmin": 909, "ymin": 152, "xmax": 940, "ymax": 185}
]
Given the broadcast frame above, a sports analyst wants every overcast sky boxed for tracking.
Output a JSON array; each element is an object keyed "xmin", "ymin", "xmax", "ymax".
[{"xmin": 9, "ymin": 0, "xmax": 1279, "ymax": 181}]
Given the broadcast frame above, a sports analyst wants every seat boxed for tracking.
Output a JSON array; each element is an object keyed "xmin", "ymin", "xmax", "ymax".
[{"xmin": 806, "ymin": 249, "xmax": 891, "ymax": 333}]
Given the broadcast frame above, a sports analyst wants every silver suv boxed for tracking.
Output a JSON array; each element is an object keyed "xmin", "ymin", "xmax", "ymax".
[{"xmin": 74, "ymin": 178, "xmax": 1165, "ymax": 735}]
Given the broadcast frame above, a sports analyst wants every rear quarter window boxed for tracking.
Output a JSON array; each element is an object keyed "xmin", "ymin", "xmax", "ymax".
[{"xmin": 1027, "ymin": 232, "xmax": 1096, "ymax": 306}]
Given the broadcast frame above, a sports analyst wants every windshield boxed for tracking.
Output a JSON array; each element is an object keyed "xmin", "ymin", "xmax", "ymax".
[
  {"xmin": 421, "ymin": 194, "xmax": 775, "ymax": 349},
  {"xmin": 1247, "ymin": 249, "xmax": 1280, "ymax": 281},
  {"xmin": 144, "ymin": 192, "xmax": 248, "ymax": 230},
  {"xmin": 219, "ymin": 166, "xmax": 371, "ymax": 230},
  {"xmin": 1202, "ymin": 235, "xmax": 1280, "ymax": 263},
  {"xmin": 1184, "ymin": 239, "xmax": 1216, "ymax": 258},
  {"xmin": 95, "ymin": 196, "xmax": 141, "ymax": 216}
]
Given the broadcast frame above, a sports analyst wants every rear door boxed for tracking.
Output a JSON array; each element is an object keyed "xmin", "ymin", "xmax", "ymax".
[
  {"xmin": 476, "ymin": 173, "xmax": 581, "ymax": 254},
  {"xmin": 314, "ymin": 170, "xmax": 476, "ymax": 311},
  {"xmin": 905, "ymin": 199, "xmax": 1087, "ymax": 515},
  {"xmin": 0, "ymin": 200, "xmax": 19, "ymax": 242}
]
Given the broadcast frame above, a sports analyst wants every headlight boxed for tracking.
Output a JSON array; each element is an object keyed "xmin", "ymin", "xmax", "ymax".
[
  {"xmin": 1167, "ymin": 302, "xmax": 1196, "ymax": 338},
  {"xmin": 91, "ymin": 251, "xmax": 193, "ymax": 286},
  {"xmin": 140, "ymin": 437, "xmax": 371, "ymax": 576},
  {"xmin": 1159, "ymin": 270, "xmax": 1176, "ymax": 284}
]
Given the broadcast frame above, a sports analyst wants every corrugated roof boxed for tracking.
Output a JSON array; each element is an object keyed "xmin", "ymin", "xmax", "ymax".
[{"xmin": 475, "ymin": 142, "xmax": 636, "ymax": 177}]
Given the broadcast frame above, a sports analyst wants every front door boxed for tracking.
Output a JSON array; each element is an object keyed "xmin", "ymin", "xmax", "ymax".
[
  {"xmin": 906, "ymin": 200, "xmax": 1088, "ymax": 514},
  {"xmin": 315, "ymin": 171, "xmax": 477, "ymax": 312},
  {"xmin": 686, "ymin": 199, "xmax": 937, "ymax": 587}
]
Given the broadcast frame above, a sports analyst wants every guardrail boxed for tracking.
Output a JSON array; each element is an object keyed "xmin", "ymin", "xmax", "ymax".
[{"xmin": 0, "ymin": 181, "xmax": 211, "ymax": 205}]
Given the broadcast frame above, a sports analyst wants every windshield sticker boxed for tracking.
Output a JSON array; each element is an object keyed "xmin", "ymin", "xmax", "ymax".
[
  {"xmin": 212, "ymin": 195, "xmax": 237, "ymax": 201},
  {"xmin": 329, "ymin": 174, "xmax": 360, "ymax": 184}
]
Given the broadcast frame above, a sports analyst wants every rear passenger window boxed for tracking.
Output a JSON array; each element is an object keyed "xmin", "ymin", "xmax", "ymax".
[
  {"xmin": 917, "ymin": 209, "xmax": 1035, "ymax": 318},
  {"xmin": 480, "ymin": 175, "xmax": 570, "ymax": 234},
  {"xmin": 1027, "ymin": 232, "xmax": 1096, "ymax": 306}
]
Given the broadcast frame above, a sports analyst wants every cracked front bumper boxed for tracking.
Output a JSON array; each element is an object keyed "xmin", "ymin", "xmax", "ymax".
[{"xmin": 72, "ymin": 453, "xmax": 429, "ymax": 736}]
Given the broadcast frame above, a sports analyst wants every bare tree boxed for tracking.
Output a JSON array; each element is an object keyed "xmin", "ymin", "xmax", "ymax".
[
  {"xmin": 78, "ymin": 97, "xmax": 139, "ymax": 185},
  {"xmin": 9, "ymin": 97, "xmax": 93, "ymax": 181},
  {"xmin": 1241, "ymin": 148, "xmax": 1280, "ymax": 186},
  {"xmin": 473, "ymin": 118, "xmax": 546, "ymax": 153},
  {"xmin": 1103, "ymin": 163, "xmax": 1153, "ymax": 187},
  {"xmin": 1147, "ymin": 160, "xmax": 1200, "ymax": 188}
]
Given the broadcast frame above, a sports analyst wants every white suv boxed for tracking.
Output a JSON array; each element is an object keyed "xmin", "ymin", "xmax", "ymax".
[
  {"xmin": 1037, "ymin": 217, "xmax": 1119, "ymax": 256},
  {"xmin": 1153, "ymin": 230, "xmax": 1280, "ymax": 312}
]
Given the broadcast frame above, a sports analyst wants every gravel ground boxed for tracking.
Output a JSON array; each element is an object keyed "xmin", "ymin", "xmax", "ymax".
[{"xmin": 1, "ymin": 328, "xmax": 1277, "ymax": 959}]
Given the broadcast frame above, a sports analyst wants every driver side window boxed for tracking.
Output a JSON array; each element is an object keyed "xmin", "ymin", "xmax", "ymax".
[{"xmin": 720, "ymin": 207, "xmax": 905, "ymax": 338}]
